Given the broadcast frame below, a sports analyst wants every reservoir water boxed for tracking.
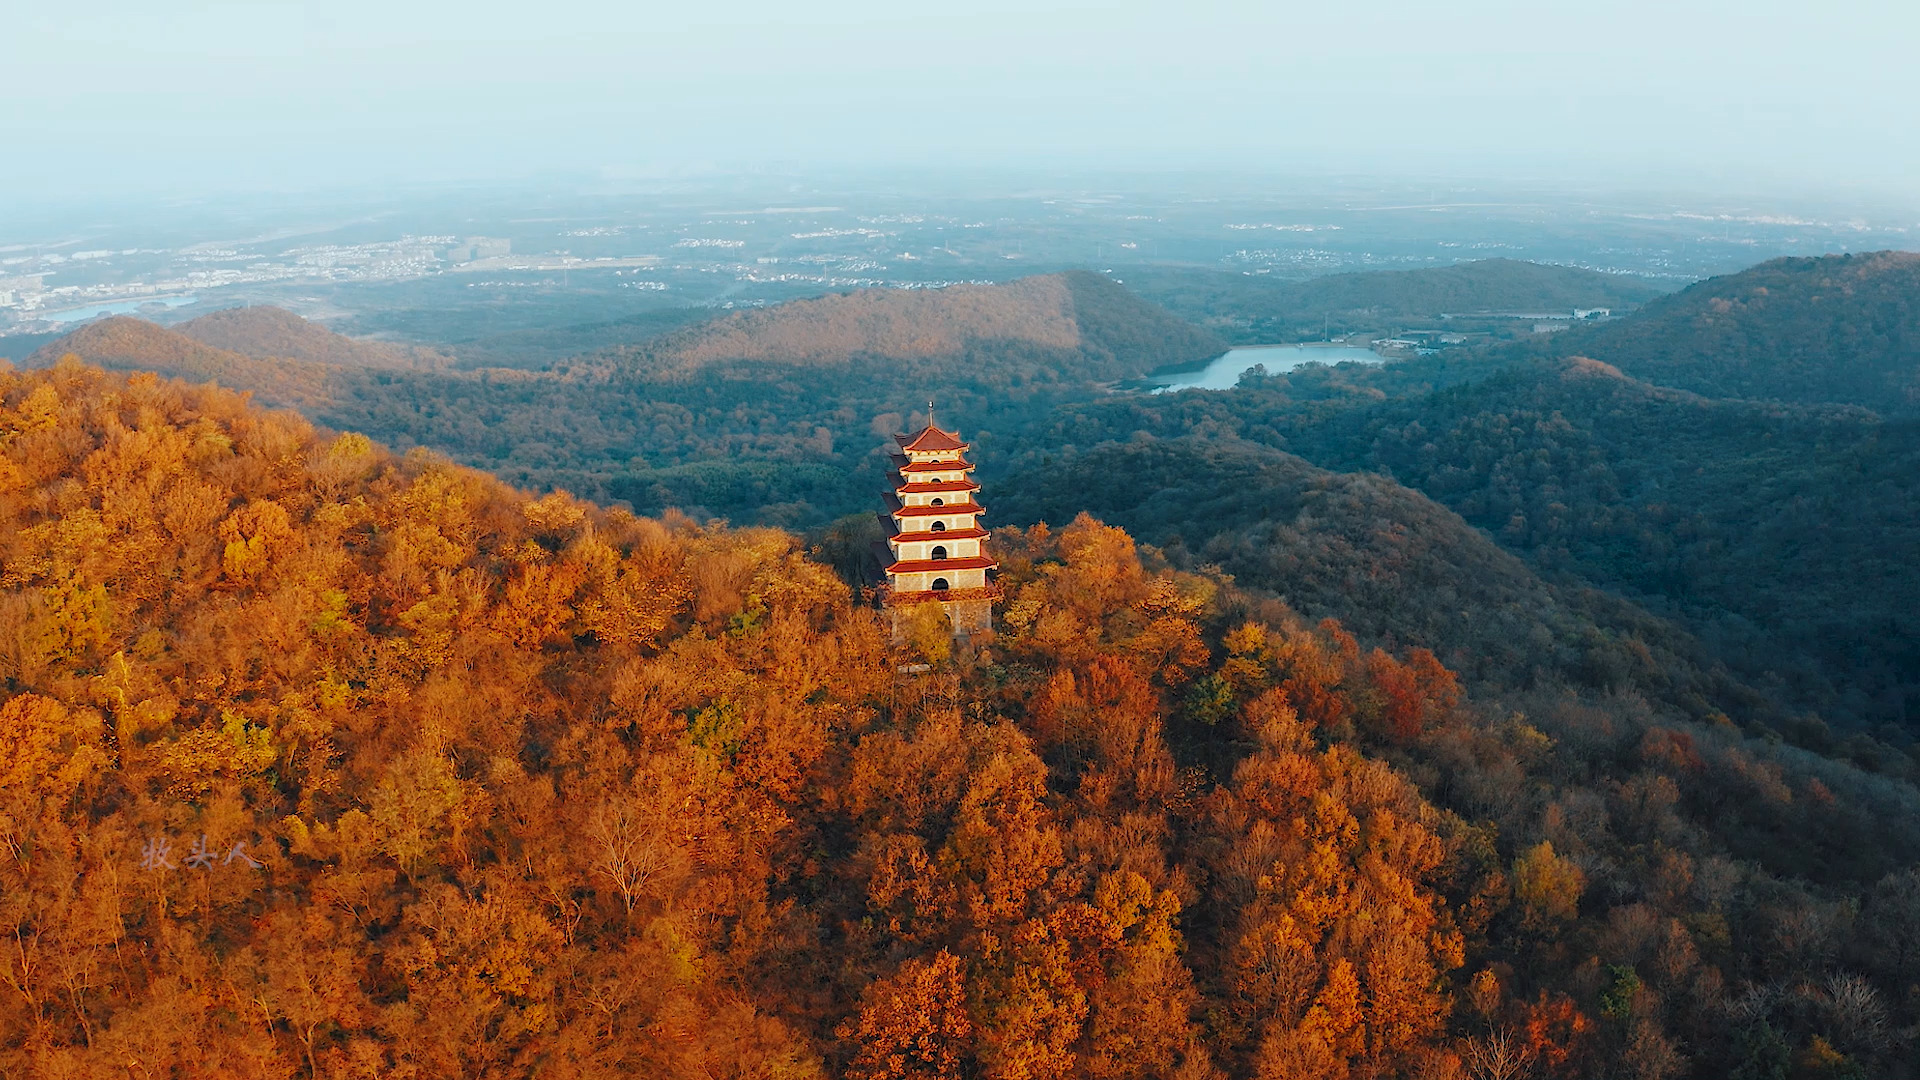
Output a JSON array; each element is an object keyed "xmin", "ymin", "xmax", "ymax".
[
  {"xmin": 42, "ymin": 295, "xmax": 198, "ymax": 324},
  {"xmin": 1152, "ymin": 344, "xmax": 1385, "ymax": 392}
]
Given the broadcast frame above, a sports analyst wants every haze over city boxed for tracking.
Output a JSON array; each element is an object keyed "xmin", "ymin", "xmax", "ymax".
[{"xmin": 5, "ymin": 0, "xmax": 1918, "ymax": 208}]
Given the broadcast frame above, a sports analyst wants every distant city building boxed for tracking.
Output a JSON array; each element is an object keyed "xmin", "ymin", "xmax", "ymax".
[
  {"xmin": 444, "ymin": 237, "xmax": 512, "ymax": 263},
  {"xmin": 880, "ymin": 420, "xmax": 999, "ymax": 638}
]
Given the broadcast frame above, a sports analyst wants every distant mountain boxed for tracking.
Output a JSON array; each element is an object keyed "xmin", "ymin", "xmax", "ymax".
[
  {"xmin": 24, "ymin": 305, "xmax": 462, "ymax": 409},
  {"xmin": 27, "ymin": 316, "xmax": 337, "ymax": 409},
  {"xmin": 1127, "ymin": 258, "xmax": 1671, "ymax": 343},
  {"xmin": 583, "ymin": 271, "xmax": 1224, "ymax": 380},
  {"xmin": 1545, "ymin": 250, "xmax": 1920, "ymax": 414},
  {"xmin": 1272, "ymin": 257, "xmax": 1668, "ymax": 315},
  {"xmin": 174, "ymin": 305, "xmax": 452, "ymax": 371}
]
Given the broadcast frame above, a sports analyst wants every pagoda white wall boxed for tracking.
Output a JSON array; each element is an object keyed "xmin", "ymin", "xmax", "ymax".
[
  {"xmin": 890, "ymin": 536, "xmax": 981, "ymax": 562},
  {"xmin": 892, "ymin": 512, "xmax": 979, "ymax": 533}
]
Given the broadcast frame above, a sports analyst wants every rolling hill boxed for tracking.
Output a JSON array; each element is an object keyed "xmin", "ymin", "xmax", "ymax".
[
  {"xmin": 1024, "ymin": 350, "xmax": 1920, "ymax": 736},
  {"xmin": 1271, "ymin": 257, "xmax": 1667, "ymax": 315},
  {"xmin": 25, "ymin": 316, "xmax": 339, "ymax": 409},
  {"xmin": 995, "ymin": 434, "xmax": 1749, "ymax": 715},
  {"xmin": 312, "ymin": 273, "xmax": 1228, "ymax": 519},
  {"xmin": 19, "ymin": 274, "xmax": 1227, "ymax": 526},
  {"xmin": 1538, "ymin": 250, "xmax": 1920, "ymax": 414},
  {"xmin": 1127, "ymin": 257, "xmax": 1672, "ymax": 343},
  {"xmin": 23, "ymin": 305, "xmax": 459, "ymax": 410},
  {"xmin": 578, "ymin": 270, "xmax": 1225, "ymax": 380},
  {"xmin": 174, "ymin": 305, "xmax": 453, "ymax": 371}
]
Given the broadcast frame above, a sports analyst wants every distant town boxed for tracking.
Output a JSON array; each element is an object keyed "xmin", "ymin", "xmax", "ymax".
[{"xmin": 2, "ymin": 181, "xmax": 1910, "ymax": 338}]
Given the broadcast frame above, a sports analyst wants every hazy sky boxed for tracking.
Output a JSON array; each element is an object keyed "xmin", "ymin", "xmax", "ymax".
[{"xmin": 6, "ymin": 0, "xmax": 1917, "ymax": 207}]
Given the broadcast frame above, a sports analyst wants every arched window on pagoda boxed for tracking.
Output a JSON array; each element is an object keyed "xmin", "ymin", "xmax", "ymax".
[
  {"xmin": 931, "ymin": 546, "xmax": 948, "ymax": 561},
  {"xmin": 931, "ymin": 497, "xmax": 944, "ymax": 506},
  {"xmin": 931, "ymin": 521, "xmax": 946, "ymax": 532},
  {"xmin": 932, "ymin": 578, "xmax": 950, "ymax": 591}
]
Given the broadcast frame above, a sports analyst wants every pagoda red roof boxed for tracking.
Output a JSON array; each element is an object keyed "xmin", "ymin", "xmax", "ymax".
[
  {"xmin": 888, "ymin": 527, "xmax": 988, "ymax": 542},
  {"xmin": 893, "ymin": 504, "xmax": 983, "ymax": 518},
  {"xmin": 896, "ymin": 425, "xmax": 969, "ymax": 453},
  {"xmin": 899, "ymin": 459, "xmax": 974, "ymax": 474},
  {"xmin": 895, "ymin": 479, "xmax": 981, "ymax": 494},
  {"xmin": 885, "ymin": 555, "xmax": 998, "ymax": 574}
]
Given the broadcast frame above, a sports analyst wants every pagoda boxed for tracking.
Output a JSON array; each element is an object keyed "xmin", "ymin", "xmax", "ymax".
[{"xmin": 880, "ymin": 417, "xmax": 999, "ymax": 635}]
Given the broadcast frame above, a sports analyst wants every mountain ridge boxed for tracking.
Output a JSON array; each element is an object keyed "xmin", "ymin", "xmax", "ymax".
[
  {"xmin": 25, "ymin": 316, "xmax": 339, "ymax": 408},
  {"xmin": 174, "ymin": 305, "xmax": 453, "ymax": 371},
  {"xmin": 576, "ymin": 270, "xmax": 1225, "ymax": 381},
  {"xmin": 1536, "ymin": 250, "xmax": 1920, "ymax": 414},
  {"xmin": 1023, "ymin": 348, "xmax": 1920, "ymax": 733},
  {"xmin": 995, "ymin": 432, "xmax": 1751, "ymax": 715},
  {"xmin": 1126, "ymin": 257, "xmax": 1672, "ymax": 342}
]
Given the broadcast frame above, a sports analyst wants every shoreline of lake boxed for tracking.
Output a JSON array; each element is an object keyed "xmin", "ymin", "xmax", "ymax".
[{"xmin": 1150, "ymin": 343, "xmax": 1387, "ymax": 392}]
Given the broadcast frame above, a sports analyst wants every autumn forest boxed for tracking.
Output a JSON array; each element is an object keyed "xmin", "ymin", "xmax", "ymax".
[{"xmin": 3, "ymin": 253, "xmax": 1920, "ymax": 1080}]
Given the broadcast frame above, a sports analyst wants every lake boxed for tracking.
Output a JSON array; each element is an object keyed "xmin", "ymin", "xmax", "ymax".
[
  {"xmin": 42, "ymin": 295, "xmax": 198, "ymax": 324},
  {"xmin": 1151, "ymin": 344, "xmax": 1385, "ymax": 392}
]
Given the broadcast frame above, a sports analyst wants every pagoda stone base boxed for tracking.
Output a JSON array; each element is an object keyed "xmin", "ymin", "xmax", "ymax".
[
  {"xmin": 887, "ymin": 595, "xmax": 995, "ymax": 644},
  {"xmin": 944, "ymin": 598, "xmax": 994, "ymax": 638}
]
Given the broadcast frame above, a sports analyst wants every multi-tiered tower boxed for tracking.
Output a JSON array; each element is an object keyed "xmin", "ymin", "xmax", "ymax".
[{"xmin": 881, "ymin": 420, "xmax": 999, "ymax": 635}]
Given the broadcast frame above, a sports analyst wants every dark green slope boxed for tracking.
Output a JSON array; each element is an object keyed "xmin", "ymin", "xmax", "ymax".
[
  {"xmin": 1127, "ymin": 258, "xmax": 1671, "ymax": 342},
  {"xmin": 311, "ymin": 273, "xmax": 1224, "ymax": 523},
  {"xmin": 995, "ymin": 434, "xmax": 1754, "ymax": 717},
  {"xmin": 1021, "ymin": 354, "xmax": 1920, "ymax": 735},
  {"xmin": 1541, "ymin": 250, "xmax": 1920, "ymax": 414}
]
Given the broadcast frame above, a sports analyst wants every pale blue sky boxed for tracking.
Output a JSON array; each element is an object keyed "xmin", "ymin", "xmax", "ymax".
[{"xmin": 5, "ymin": 0, "xmax": 1916, "ymax": 205}]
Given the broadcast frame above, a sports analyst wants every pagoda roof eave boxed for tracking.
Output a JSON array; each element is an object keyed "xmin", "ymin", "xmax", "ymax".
[
  {"xmin": 893, "ymin": 504, "xmax": 985, "ymax": 518},
  {"xmin": 885, "ymin": 555, "xmax": 999, "ymax": 574},
  {"xmin": 897, "ymin": 458, "xmax": 975, "ymax": 474},
  {"xmin": 895, "ymin": 479, "xmax": 982, "ymax": 494},
  {"xmin": 895, "ymin": 425, "xmax": 970, "ymax": 453}
]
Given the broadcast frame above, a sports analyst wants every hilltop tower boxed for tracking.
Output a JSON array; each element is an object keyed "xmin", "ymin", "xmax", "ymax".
[{"xmin": 881, "ymin": 417, "xmax": 999, "ymax": 636}]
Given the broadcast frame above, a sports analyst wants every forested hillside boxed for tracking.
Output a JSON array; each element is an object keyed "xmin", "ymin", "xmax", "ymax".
[
  {"xmin": 25, "ymin": 316, "xmax": 340, "ymax": 409},
  {"xmin": 1127, "ymin": 259, "xmax": 1670, "ymax": 343},
  {"xmin": 174, "ymin": 305, "xmax": 453, "ymax": 372},
  {"xmin": 23, "ymin": 254, "xmax": 1920, "ymax": 747},
  {"xmin": 3, "ymin": 362, "xmax": 1916, "ymax": 1079},
  {"xmin": 583, "ymin": 270, "xmax": 1217, "ymax": 380},
  {"xmin": 995, "ymin": 436, "xmax": 1756, "ymax": 719},
  {"xmin": 26, "ymin": 273, "xmax": 1223, "ymax": 526},
  {"xmin": 1527, "ymin": 252, "xmax": 1920, "ymax": 414},
  {"xmin": 1016, "ymin": 354, "xmax": 1920, "ymax": 738}
]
